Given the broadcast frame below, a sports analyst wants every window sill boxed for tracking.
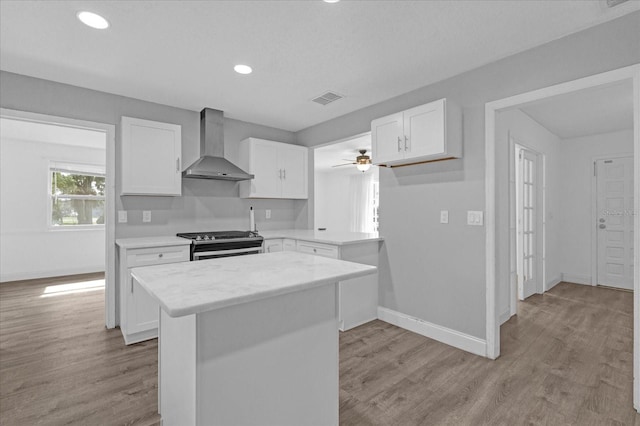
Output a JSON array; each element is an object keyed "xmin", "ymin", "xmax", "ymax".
[{"xmin": 48, "ymin": 225, "xmax": 105, "ymax": 232}]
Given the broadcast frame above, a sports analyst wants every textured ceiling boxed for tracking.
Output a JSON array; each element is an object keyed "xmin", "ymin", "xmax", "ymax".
[{"xmin": 1, "ymin": 1, "xmax": 639, "ymax": 131}]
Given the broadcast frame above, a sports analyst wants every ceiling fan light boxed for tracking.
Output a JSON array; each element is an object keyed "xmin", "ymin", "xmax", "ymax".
[{"xmin": 356, "ymin": 163, "xmax": 371, "ymax": 172}]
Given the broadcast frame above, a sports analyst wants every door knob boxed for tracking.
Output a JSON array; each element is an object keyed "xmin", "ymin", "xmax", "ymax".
[
  {"xmin": 599, "ymin": 224, "xmax": 606, "ymax": 229},
  {"xmin": 599, "ymin": 218, "xmax": 605, "ymax": 223}
]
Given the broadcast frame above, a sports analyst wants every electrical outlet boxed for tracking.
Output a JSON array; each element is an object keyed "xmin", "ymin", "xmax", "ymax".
[
  {"xmin": 118, "ymin": 210, "xmax": 128, "ymax": 223},
  {"xmin": 143, "ymin": 210, "xmax": 151, "ymax": 223},
  {"xmin": 266, "ymin": 209, "xmax": 271, "ymax": 219},
  {"xmin": 440, "ymin": 210, "xmax": 449, "ymax": 224},
  {"xmin": 467, "ymin": 211, "xmax": 484, "ymax": 226}
]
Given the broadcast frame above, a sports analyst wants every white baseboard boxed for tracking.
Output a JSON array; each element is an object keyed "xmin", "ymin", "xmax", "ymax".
[
  {"xmin": 0, "ymin": 266, "xmax": 104, "ymax": 283},
  {"xmin": 546, "ymin": 275, "xmax": 562, "ymax": 291},
  {"xmin": 499, "ymin": 309, "xmax": 512, "ymax": 325},
  {"xmin": 560, "ymin": 273, "xmax": 591, "ymax": 286},
  {"xmin": 377, "ymin": 306, "xmax": 487, "ymax": 357}
]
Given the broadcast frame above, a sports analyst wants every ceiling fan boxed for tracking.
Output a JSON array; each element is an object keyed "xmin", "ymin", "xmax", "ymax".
[{"xmin": 332, "ymin": 149, "xmax": 375, "ymax": 172}]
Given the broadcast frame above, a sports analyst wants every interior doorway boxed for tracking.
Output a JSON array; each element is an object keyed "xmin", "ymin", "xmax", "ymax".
[
  {"xmin": 0, "ymin": 108, "xmax": 116, "ymax": 328},
  {"xmin": 485, "ymin": 65, "xmax": 640, "ymax": 410},
  {"xmin": 313, "ymin": 133, "xmax": 379, "ymax": 233}
]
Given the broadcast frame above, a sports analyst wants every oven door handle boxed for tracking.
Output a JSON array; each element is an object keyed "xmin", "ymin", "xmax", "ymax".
[{"xmin": 193, "ymin": 247, "xmax": 262, "ymax": 260}]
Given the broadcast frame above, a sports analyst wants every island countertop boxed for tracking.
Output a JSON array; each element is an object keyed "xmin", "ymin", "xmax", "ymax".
[
  {"xmin": 131, "ymin": 251, "xmax": 377, "ymax": 318},
  {"xmin": 259, "ymin": 229, "xmax": 383, "ymax": 245}
]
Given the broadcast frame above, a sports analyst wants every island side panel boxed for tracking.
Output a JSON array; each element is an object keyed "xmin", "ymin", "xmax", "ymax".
[
  {"xmin": 195, "ymin": 283, "xmax": 339, "ymax": 426},
  {"xmin": 160, "ymin": 310, "xmax": 196, "ymax": 426},
  {"xmin": 339, "ymin": 241, "xmax": 380, "ymax": 331}
]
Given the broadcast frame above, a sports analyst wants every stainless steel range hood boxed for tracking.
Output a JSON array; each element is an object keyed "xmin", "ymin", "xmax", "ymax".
[{"xmin": 182, "ymin": 108, "xmax": 254, "ymax": 181}]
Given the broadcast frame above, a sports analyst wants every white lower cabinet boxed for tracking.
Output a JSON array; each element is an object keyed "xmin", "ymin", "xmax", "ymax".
[
  {"xmin": 282, "ymin": 239, "xmax": 297, "ymax": 251},
  {"xmin": 118, "ymin": 244, "xmax": 190, "ymax": 344},
  {"xmin": 264, "ymin": 238, "xmax": 379, "ymax": 331},
  {"xmin": 264, "ymin": 239, "xmax": 283, "ymax": 253},
  {"xmin": 264, "ymin": 238, "xmax": 297, "ymax": 253}
]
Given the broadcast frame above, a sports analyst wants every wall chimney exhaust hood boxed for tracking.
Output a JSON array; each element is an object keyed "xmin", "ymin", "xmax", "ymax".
[{"xmin": 182, "ymin": 108, "xmax": 254, "ymax": 181}]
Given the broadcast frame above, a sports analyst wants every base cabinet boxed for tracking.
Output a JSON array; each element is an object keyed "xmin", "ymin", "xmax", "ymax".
[
  {"xmin": 118, "ymin": 244, "xmax": 189, "ymax": 344},
  {"xmin": 264, "ymin": 238, "xmax": 379, "ymax": 331}
]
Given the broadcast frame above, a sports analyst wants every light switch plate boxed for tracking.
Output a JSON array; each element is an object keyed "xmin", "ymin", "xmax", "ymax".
[
  {"xmin": 118, "ymin": 210, "xmax": 127, "ymax": 223},
  {"xmin": 142, "ymin": 210, "xmax": 151, "ymax": 223},
  {"xmin": 266, "ymin": 209, "xmax": 271, "ymax": 219},
  {"xmin": 440, "ymin": 210, "xmax": 449, "ymax": 224},
  {"xmin": 467, "ymin": 211, "xmax": 484, "ymax": 226}
]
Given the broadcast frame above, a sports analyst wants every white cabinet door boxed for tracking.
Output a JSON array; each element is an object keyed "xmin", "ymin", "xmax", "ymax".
[
  {"xmin": 264, "ymin": 239, "xmax": 283, "ymax": 253},
  {"xmin": 283, "ymin": 239, "xmax": 297, "ymax": 251},
  {"xmin": 372, "ymin": 112, "xmax": 404, "ymax": 164},
  {"xmin": 403, "ymin": 101, "xmax": 445, "ymax": 159},
  {"xmin": 127, "ymin": 277, "xmax": 159, "ymax": 335},
  {"xmin": 279, "ymin": 144, "xmax": 308, "ymax": 199},
  {"xmin": 121, "ymin": 117, "xmax": 182, "ymax": 196},
  {"xmin": 251, "ymin": 141, "xmax": 281, "ymax": 198}
]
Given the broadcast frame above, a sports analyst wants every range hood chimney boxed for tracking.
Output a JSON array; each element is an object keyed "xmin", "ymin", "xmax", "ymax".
[{"xmin": 182, "ymin": 108, "xmax": 254, "ymax": 181}]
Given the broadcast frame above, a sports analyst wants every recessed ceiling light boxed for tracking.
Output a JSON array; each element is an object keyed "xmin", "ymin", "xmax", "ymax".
[
  {"xmin": 323, "ymin": 0, "xmax": 341, "ymax": 3},
  {"xmin": 77, "ymin": 11, "xmax": 110, "ymax": 29},
  {"xmin": 234, "ymin": 64, "xmax": 253, "ymax": 75}
]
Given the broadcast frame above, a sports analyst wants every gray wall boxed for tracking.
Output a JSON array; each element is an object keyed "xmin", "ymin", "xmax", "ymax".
[
  {"xmin": 296, "ymin": 12, "xmax": 640, "ymax": 339},
  {"xmin": 0, "ymin": 71, "xmax": 308, "ymax": 237}
]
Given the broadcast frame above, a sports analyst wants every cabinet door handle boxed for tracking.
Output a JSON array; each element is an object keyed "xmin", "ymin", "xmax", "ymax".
[
  {"xmin": 404, "ymin": 136, "xmax": 409, "ymax": 151},
  {"xmin": 397, "ymin": 137, "xmax": 402, "ymax": 152},
  {"xmin": 176, "ymin": 158, "xmax": 180, "ymax": 172},
  {"xmin": 131, "ymin": 277, "xmax": 134, "ymax": 293},
  {"xmin": 158, "ymin": 253, "xmax": 163, "ymax": 258}
]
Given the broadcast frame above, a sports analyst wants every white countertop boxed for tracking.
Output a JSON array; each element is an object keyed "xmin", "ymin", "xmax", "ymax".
[
  {"xmin": 259, "ymin": 229, "xmax": 383, "ymax": 245},
  {"xmin": 115, "ymin": 236, "xmax": 191, "ymax": 249},
  {"xmin": 131, "ymin": 251, "xmax": 376, "ymax": 318}
]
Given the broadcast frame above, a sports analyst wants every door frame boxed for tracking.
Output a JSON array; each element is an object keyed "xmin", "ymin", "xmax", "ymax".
[
  {"xmin": 512, "ymin": 141, "xmax": 545, "ymax": 314},
  {"xmin": 484, "ymin": 64, "xmax": 640, "ymax": 411},
  {"xmin": 591, "ymin": 154, "xmax": 634, "ymax": 287},
  {"xmin": 0, "ymin": 108, "xmax": 117, "ymax": 328}
]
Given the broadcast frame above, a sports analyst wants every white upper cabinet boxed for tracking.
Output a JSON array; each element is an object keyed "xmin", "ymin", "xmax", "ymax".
[
  {"xmin": 121, "ymin": 116, "xmax": 182, "ymax": 196},
  {"xmin": 371, "ymin": 98, "xmax": 461, "ymax": 167},
  {"xmin": 239, "ymin": 138, "xmax": 308, "ymax": 199}
]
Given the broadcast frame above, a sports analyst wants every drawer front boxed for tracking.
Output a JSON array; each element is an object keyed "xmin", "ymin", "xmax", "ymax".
[
  {"xmin": 296, "ymin": 241, "xmax": 338, "ymax": 259},
  {"xmin": 127, "ymin": 245, "xmax": 190, "ymax": 267}
]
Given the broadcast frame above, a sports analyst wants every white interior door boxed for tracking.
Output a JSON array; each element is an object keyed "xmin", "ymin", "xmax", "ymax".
[
  {"xmin": 517, "ymin": 148, "xmax": 537, "ymax": 300},
  {"xmin": 596, "ymin": 157, "xmax": 634, "ymax": 290}
]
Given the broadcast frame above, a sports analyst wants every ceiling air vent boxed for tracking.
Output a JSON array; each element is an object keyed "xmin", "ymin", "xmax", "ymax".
[
  {"xmin": 312, "ymin": 91, "xmax": 343, "ymax": 106},
  {"xmin": 606, "ymin": 0, "xmax": 629, "ymax": 7}
]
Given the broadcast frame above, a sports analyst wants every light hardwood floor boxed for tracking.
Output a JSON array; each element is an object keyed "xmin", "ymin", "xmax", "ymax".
[{"xmin": 1, "ymin": 277, "xmax": 637, "ymax": 425}]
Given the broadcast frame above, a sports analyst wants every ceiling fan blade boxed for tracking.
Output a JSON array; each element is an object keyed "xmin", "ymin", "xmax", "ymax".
[{"xmin": 332, "ymin": 163, "xmax": 355, "ymax": 168}]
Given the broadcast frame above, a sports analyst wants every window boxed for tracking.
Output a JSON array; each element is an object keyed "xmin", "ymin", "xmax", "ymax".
[{"xmin": 50, "ymin": 162, "xmax": 105, "ymax": 227}]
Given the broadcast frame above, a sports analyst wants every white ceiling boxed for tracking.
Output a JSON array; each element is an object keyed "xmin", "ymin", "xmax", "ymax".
[
  {"xmin": 1, "ymin": 1, "xmax": 638, "ymax": 132},
  {"xmin": 0, "ymin": 118, "xmax": 106, "ymax": 149},
  {"xmin": 315, "ymin": 133, "xmax": 371, "ymax": 174},
  {"xmin": 520, "ymin": 80, "xmax": 634, "ymax": 139}
]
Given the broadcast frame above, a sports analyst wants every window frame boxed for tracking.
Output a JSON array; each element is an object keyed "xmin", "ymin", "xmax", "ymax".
[{"xmin": 48, "ymin": 161, "xmax": 106, "ymax": 231}]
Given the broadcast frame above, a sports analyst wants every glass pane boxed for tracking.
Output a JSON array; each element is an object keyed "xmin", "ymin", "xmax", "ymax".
[
  {"xmin": 52, "ymin": 172, "xmax": 105, "ymax": 197},
  {"xmin": 51, "ymin": 170, "xmax": 105, "ymax": 226},
  {"xmin": 51, "ymin": 198, "xmax": 105, "ymax": 226}
]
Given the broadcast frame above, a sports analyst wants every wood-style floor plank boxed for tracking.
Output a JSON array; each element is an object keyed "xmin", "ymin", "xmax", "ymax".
[{"xmin": 1, "ymin": 278, "xmax": 637, "ymax": 425}]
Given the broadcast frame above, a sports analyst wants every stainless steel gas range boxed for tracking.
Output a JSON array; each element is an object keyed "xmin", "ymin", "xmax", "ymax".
[{"xmin": 176, "ymin": 231, "xmax": 264, "ymax": 261}]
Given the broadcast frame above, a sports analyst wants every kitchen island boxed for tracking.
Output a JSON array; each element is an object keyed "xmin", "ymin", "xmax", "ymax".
[{"xmin": 131, "ymin": 251, "xmax": 376, "ymax": 426}]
